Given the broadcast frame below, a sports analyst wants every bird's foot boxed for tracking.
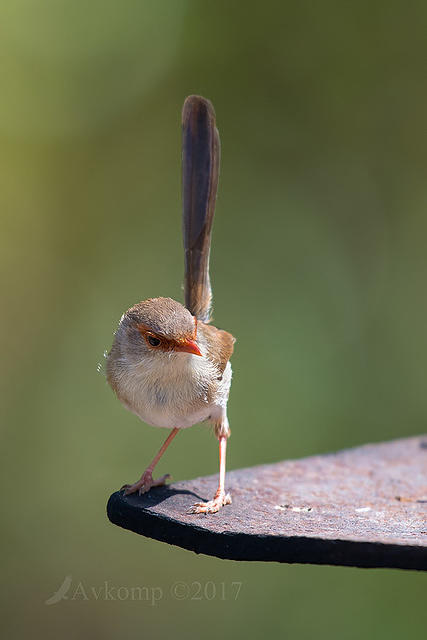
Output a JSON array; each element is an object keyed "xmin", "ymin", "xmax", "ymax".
[
  {"xmin": 189, "ymin": 490, "xmax": 232, "ymax": 514},
  {"xmin": 122, "ymin": 471, "xmax": 170, "ymax": 496}
]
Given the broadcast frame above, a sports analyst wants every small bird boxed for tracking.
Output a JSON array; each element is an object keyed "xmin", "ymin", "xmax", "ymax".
[{"xmin": 106, "ymin": 95, "xmax": 235, "ymax": 514}]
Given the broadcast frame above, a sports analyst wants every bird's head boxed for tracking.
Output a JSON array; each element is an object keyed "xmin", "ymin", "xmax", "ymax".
[{"xmin": 116, "ymin": 297, "xmax": 202, "ymax": 363}]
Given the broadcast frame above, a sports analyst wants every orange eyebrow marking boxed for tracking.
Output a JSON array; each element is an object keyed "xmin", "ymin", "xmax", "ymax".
[
  {"xmin": 136, "ymin": 323, "xmax": 157, "ymax": 336},
  {"xmin": 136, "ymin": 321, "xmax": 198, "ymax": 352},
  {"xmin": 136, "ymin": 323, "xmax": 168, "ymax": 350}
]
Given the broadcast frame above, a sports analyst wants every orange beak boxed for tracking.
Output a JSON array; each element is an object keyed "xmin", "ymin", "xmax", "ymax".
[{"xmin": 174, "ymin": 339, "xmax": 202, "ymax": 357}]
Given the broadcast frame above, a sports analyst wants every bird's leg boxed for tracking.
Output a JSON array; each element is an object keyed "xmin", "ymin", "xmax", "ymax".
[
  {"xmin": 190, "ymin": 432, "xmax": 232, "ymax": 514},
  {"xmin": 123, "ymin": 428, "xmax": 179, "ymax": 496}
]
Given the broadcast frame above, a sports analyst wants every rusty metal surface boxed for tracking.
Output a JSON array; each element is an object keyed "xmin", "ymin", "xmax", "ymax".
[{"xmin": 107, "ymin": 436, "xmax": 427, "ymax": 570}]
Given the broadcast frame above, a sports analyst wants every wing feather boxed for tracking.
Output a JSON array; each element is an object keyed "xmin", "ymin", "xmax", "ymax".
[{"xmin": 199, "ymin": 321, "xmax": 235, "ymax": 378}]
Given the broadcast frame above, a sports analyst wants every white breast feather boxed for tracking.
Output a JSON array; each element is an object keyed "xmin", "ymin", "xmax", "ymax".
[{"xmin": 114, "ymin": 347, "xmax": 231, "ymax": 429}]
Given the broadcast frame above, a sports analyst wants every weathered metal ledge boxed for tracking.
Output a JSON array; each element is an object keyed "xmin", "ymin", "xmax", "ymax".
[{"xmin": 107, "ymin": 435, "xmax": 427, "ymax": 570}]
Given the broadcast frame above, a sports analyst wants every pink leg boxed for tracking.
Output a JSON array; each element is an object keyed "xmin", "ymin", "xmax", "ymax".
[
  {"xmin": 123, "ymin": 428, "xmax": 179, "ymax": 496},
  {"xmin": 190, "ymin": 435, "xmax": 232, "ymax": 514}
]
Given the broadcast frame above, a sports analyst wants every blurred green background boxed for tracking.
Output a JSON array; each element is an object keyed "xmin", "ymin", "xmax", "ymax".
[{"xmin": 1, "ymin": 1, "xmax": 426, "ymax": 638}]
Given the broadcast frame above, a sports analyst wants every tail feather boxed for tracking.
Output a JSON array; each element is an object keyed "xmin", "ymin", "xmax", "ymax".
[{"xmin": 182, "ymin": 95, "xmax": 220, "ymax": 323}]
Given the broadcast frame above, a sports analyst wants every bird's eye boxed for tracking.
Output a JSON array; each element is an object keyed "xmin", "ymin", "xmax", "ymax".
[{"xmin": 147, "ymin": 335, "xmax": 161, "ymax": 347}]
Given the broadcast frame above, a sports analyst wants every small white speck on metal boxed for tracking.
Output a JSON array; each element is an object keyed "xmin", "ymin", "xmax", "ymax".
[
  {"xmin": 355, "ymin": 506, "xmax": 371, "ymax": 513},
  {"xmin": 274, "ymin": 505, "xmax": 312, "ymax": 512}
]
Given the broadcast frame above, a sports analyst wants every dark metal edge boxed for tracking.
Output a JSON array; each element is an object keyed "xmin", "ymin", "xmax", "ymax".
[{"xmin": 107, "ymin": 491, "xmax": 427, "ymax": 571}]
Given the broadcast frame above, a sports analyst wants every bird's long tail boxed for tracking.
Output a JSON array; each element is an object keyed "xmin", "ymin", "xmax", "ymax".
[{"xmin": 182, "ymin": 95, "xmax": 220, "ymax": 323}]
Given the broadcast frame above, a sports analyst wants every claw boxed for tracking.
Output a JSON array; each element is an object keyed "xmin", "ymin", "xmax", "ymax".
[
  {"xmin": 122, "ymin": 472, "xmax": 171, "ymax": 496},
  {"xmin": 189, "ymin": 492, "xmax": 232, "ymax": 514}
]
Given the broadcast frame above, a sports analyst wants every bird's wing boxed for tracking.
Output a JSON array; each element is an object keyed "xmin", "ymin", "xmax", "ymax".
[
  {"xmin": 182, "ymin": 95, "xmax": 220, "ymax": 323},
  {"xmin": 199, "ymin": 321, "xmax": 235, "ymax": 377}
]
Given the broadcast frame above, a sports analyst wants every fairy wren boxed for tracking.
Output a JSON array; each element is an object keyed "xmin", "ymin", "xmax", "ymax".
[{"xmin": 106, "ymin": 95, "xmax": 235, "ymax": 513}]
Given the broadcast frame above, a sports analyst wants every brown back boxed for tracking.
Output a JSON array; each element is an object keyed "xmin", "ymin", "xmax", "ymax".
[{"xmin": 182, "ymin": 95, "xmax": 220, "ymax": 323}]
